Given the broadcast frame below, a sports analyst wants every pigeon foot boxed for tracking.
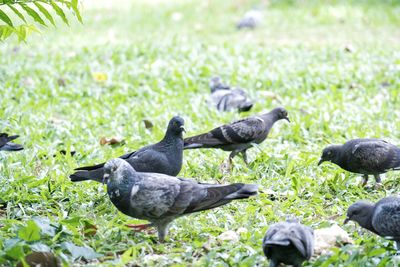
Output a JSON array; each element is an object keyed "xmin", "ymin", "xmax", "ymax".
[{"xmin": 126, "ymin": 223, "xmax": 153, "ymax": 231}]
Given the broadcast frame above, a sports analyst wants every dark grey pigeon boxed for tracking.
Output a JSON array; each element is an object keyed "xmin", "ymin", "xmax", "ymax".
[
  {"xmin": 70, "ymin": 116, "xmax": 185, "ymax": 183},
  {"xmin": 344, "ymin": 196, "xmax": 400, "ymax": 251},
  {"xmin": 184, "ymin": 107, "xmax": 289, "ymax": 169},
  {"xmin": 103, "ymin": 158, "xmax": 258, "ymax": 242},
  {"xmin": 263, "ymin": 220, "xmax": 314, "ymax": 267},
  {"xmin": 209, "ymin": 76, "xmax": 253, "ymax": 113},
  {"xmin": 318, "ymin": 138, "xmax": 400, "ymax": 187},
  {"xmin": 236, "ymin": 10, "xmax": 262, "ymax": 30},
  {"xmin": 0, "ymin": 133, "xmax": 23, "ymax": 151}
]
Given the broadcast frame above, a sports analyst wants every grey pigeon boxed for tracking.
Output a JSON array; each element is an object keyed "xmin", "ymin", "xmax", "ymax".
[
  {"xmin": 0, "ymin": 133, "xmax": 23, "ymax": 151},
  {"xmin": 318, "ymin": 138, "xmax": 400, "ymax": 187},
  {"xmin": 184, "ymin": 107, "xmax": 289, "ymax": 169},
  {"xmin": 263, "ymin": 220, "xmax": 314, "ymax": 267},
  {"xmin": 103, "ymin": 158, "xmax": 258, "ymax": 242},
  {"xmin": 236, "ymin": 10, "xmax": 262, "ymax": 30},
  {"xmin": 344, "ymin": 196, "xmax": 400, "ymax": 251},
  {"xmin": 209, "ymin": 76, "xmax": 253, "ymax": 112},
  {"xmin": 70, "ymin": 116, "xmax": 185, "ymax": 183}
]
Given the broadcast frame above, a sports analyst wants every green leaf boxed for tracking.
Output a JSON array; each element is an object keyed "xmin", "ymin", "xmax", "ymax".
[
  {"xmin": 71, "ymin": 0, "xmax": 82, "ymax": 23},
  {"xmin": 34, "ymin": 2, "xmax": 55, "ymax": 26},
  {"xmin": 20, "ymin": 3, "xmax": 46, "ymax": 26},
  {"xmin": 0, "ymin": 25, "xmax": 13, "ymax": 40},
  {"xmin": 50, "ymin": 1, "xmax": 68, "ymax": 25},
  {"xmin": 0, "ymin": 8, "xmax": 13, "ymax": 27},
  {"xmin": 18, "ymin": 220, "xmax": 41, "ymax": 242},
  {"xmin": 7, "ymin": 4, "xmax": 27, "ymax": 23},
  {"xmin": 61, "ymin": 242, "xmax": 102, "ymax": 260}
]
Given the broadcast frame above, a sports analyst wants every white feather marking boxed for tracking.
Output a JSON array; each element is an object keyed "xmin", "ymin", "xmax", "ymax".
[{"xmin": 130, "ymin": 185, "xmax": 139, "ymax": 199}]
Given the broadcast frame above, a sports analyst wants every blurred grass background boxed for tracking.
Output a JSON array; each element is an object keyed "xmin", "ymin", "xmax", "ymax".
[{"xmin": 0, "ymin": 0, "xmax": 400, "ymax": 266}]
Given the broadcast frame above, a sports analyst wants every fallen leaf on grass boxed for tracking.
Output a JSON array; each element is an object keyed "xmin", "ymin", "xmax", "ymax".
[
  {"xmin": 100, "ymin": 136, "xmax": 125, "ymax": 146},
  {"xmin": 142, "ymin": 119, "xmax": 154, "ymax": 129},
  {"xmin": 92, "ymin": 72, "xmax": 108, "ymax": 83}
]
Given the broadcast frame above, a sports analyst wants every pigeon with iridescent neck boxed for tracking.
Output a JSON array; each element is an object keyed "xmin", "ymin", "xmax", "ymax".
[
  {"xmin": 103, "ymin": 158, "xmax": 258, "ymax": 242},
  {"xmin": 70, "ymin": 116, "xmax": 185, "ymax": 182},
  {"xmin": 184, "ymin": 107, "xmax": 289, "ymax": 170}
]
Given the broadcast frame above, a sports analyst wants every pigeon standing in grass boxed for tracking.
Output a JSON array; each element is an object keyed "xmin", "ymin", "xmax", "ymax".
[
  {"xmin": 0, "ymin": 133, "xmax": 23, "ymax": 151},
  {"xmin": 344, "ymin": 196, "xmax": 400, "ymax": 251},
  {"xmin": 70, "ymin": 116, "xmax": 185, "ymax": 183},
  {"xmin": 236, "ymin": 10, "xmax": 263, "ymax": 30},
  {"xmin": 318, "ymin": 138, "xmax": 400, "ymax": 188},
  {"xmin": 209, "ymin": 76, "xmax": 253, "ymax": 113},
  {"xmin": 263, "ymin": 220, "xmax": 314, "ymax": 267},
  {"xmin": 103, "ymin": 158, "xmax": 258, "ymax": 242},
  {"xmin": 184, "ymin": 107, "xmax": 289, "ymax": 170}
]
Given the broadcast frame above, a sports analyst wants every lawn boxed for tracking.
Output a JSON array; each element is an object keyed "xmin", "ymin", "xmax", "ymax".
[{"xmin": 1, "ymin": 0, "xmax": 400, "ymax": 266}]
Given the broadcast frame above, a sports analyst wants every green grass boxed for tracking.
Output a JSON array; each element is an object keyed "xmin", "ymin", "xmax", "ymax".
[{"xmin": 1, "ymin": 0, "xmax": 400, "ymax": 265}]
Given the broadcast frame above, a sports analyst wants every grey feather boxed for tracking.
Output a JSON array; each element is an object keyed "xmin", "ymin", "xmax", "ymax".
[
  {"xmin": 0, "ymin": 133, "xmax": 23, "ymax": 151},
  {"xmin": 209, "ymin": 77, "xmax": 253, "ymax": 112},
  {"xmin": 103, "ymin": 158, "xmax": 258, "ymax": 242},
  {"xmin": 184, "ymin": 107, "xmax": 289, "ymax": 162},
  {"xmin": 319, "ymin": 138, "xmax": 400, "ymax": 186},
  {"xmin": 236, "ymin": 10, "xmax": 262, "ymax": 30},
  {"xmin": 262, "ymin": 220, "xmax": 314, "ymax": 267},
  {"xmin": 70, "ymin": 116, "xmax": 184, "ymax": 183},
  {"xmin": 345, "ymin": 196, "xmax": 400, "ymax": 251}
]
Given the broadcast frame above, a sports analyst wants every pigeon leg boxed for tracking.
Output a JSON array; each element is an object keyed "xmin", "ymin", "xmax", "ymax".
[
  {"xmin": 126, "ymin": 223, "xmax": 153, "ymax": 231},
  {"xmin": 374, "ymin": 174, "xmax": 384, "ymax": 189},
  {"xmin": 241, "ymin": 150, "xmax": 249, "ymax": 166},
  {"xmin": 395, "ymin": 241, "xmax": 400, "ymax": 254},
  {"xmin": 157, "ymin": 223, "xmax": 170, "ymax": 243},
  {"xmin": 360, "ymin": 175, "xmax": 369, "ymax": 187},
  {"xmin": 220, "ymin": 151, "xmax": 239, "ymax": 174}
]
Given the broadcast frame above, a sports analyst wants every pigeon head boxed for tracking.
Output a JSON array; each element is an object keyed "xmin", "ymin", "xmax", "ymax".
[
  {"xmin": 167, "ymin": 116, "xmax": 185, "ymax": 135},
  {"xmin": 103, "ymin": 158, "xmax": 135, "ymax": 185},
  {"xmin": 272, "ymin": 107, "xmax": 290, "ymax": 122},
  {"xmin": 209, "ymin": 76, "xmax": 228, "ymax": 92},
  {"xmin": 344, "ymin": 201, "xmax": 374, "ymax": 229},
  {"xmin": 318, "ymin": 145, "xmax": 341, "ymax": 165}
]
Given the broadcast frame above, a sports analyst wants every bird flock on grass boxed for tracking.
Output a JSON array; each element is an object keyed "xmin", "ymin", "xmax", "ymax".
[{"xmin": 3, "ymin": 76, "xmax": 400, "ymax": 265}]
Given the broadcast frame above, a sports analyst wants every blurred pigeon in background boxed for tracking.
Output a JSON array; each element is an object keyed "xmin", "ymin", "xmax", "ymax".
[
  {"xmin": 103, "ymin": 158, "xmax": 258, "ymax": 242},
  {"xmin": 345, "ymin": 196, "xmax": 400, "ymax": 251},
  {"xmin": 209, "ymin": 76, "xmax": 253, "ymax": 112},
  {"xmin": 236, "ymin": 9, "xmax": 263, "ymax": 30},
  {"xmin": 318, "ymin": 138, "xmax": 400, "ymax": 188},
  {"xmin": 70, "ymin": 116, "xmax": 185, "ymax": 183},
  {"xmin": 184, "ymin": 107, "xmax": 289, "ymax": 170},
  {"xmin": 0, "ymin": 133, "xmax": 23, "ymax": 151},
  {"xmin": 263, "ymin": 219, "xmax": 314, "ymax": 267}
]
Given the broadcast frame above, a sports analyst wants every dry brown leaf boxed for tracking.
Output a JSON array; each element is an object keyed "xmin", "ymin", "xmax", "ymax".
[
  {"xmin": 100, "ymin": 136, "xmax": 124, "ymax": 146},
  {"xmin": 143, "ymin": 119, "xmax": 154, "ymax": 129}
]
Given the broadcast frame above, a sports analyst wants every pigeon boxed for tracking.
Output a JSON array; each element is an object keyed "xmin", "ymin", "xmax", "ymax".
[
  {"xmin": 0, "ymin": 133, "xmax": 23, "ymax": 151},
  {"xmin": 262, "ymin": 220, "xmax": 314, "ymax": 267},
  {"xmin": 318, "ymin": 138, "xmax": 400, "ymax": 188},
  {"xmin": 70, "ymin": 116, "xmax": 185, "ymax": 183},
  {"xmin": 184, "ymin": 107, "xmax": 289, "ymax": 169},
  {"xmin": 103, "ymin": 158, "xmax": 258, "ymax": 242},
  {"xmin": 344, "ymin": 196, "xmax": 400, "ymax": 251},
  {"xmin": 236, "ymin": 10, "xmax": 262, "ymax": 30},
  {"xmin": 209, "ymin": 76, "xmax": 253, "ymax": 112}
]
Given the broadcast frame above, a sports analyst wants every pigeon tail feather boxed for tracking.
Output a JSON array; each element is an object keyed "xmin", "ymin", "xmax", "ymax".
[
  {"xmin": 1, "ymin": 142, "xmax": 23, "ymax": 151},
  {"xmin": 224, "ymin": 184, "xmax": 258, "ymax": 199}
]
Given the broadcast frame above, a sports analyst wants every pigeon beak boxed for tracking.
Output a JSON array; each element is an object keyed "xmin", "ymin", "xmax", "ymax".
[
  {"xmin": 102, "ymin": 173, "xmax": 109, "ymax": 185},
  {"xmin": 180, "ymin": 126, "xmax": 186, "ymax": 133},
  {"xmin": 285, "ymin": 116, "xmax": 290, "ymax": 122},
  {"xmin": 318, "ymin": 158, "xmax": 324, "ymax": 166},
  {"xmin": 344, "ymin": 217, "xmax": 350, "ymax": 225}
]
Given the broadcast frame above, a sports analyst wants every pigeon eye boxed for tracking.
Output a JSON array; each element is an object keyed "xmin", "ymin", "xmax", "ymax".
[{"xmin": 112, "ymin": 166, "xmax": 117, "ymax": 172}]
